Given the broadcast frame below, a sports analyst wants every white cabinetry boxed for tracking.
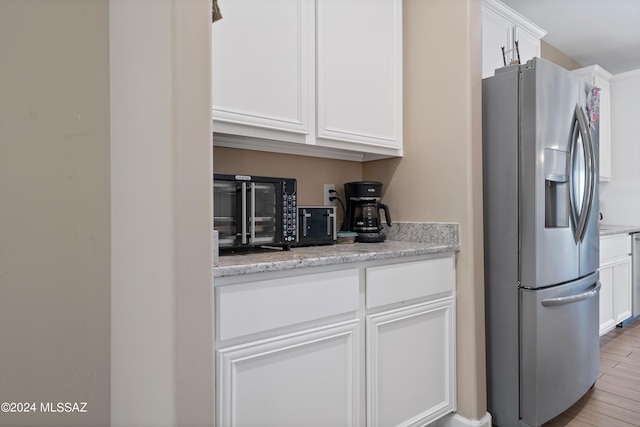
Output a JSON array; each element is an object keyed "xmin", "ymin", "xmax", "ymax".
[
  {"xmin": 366, "ymin": 257, "xmax": 456, "ymax": 427},
  {"xmin": 212, "ymin": 0, "xmax": 402, "ymax": 161},
  {"xmin": 215, "ymin": 254, "xmax": 456, "ymax": 427},
  {"xmin": 481, "ymin": 0, "xmax": 546, "ymax": 78},
  {"xmin": 211, "ymin": 0, "xmax": 313, "ymax": 144},
  {"xmin": 599, "ymin": 234, "xmax": 632, "ymax": 335},
  {"xmin": 572, "ymin": 65, "xmax": 613, "ymax": 181},
  {"xmin": 217, "ymin": 321, "xmax": 360, "ymax": 427},
  {"xmin": 366, "ymin": 301, "xmax": 454, "ymax": 427},
  {"xmin": 215, "ymin": 268, "xmax": 361, "ymax": 426},
  {"xmin": 316, "ymin": 0, "xmax": 402, "ymax": 155}
]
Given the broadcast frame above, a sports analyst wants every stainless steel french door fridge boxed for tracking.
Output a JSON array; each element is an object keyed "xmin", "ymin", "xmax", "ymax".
[{"xmin": 483, "ymin": 57, "xmax": 600, "ymax": 427}]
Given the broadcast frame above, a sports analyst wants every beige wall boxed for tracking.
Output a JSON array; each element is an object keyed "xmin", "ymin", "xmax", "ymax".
[
  {"xmin": 364, "ymin": 0, "xmax": 487, "ymax": 420},
  {"xmin": 214, "ymin": 147, "xmax": 362, "ymax": 223},
  {"xmin": 0, "ymin": 1, "xmax": 110, "ymax": 426},
  {"xmin": 110, "ymin": 0, "xmax": 214, "ymax": 426},
  {"xmin": 541, "ymin": 40, "xmax": 584, "ymax": 71},
  {"xmin": 0, "ymin": 1, "xmax": 214, "ymax": 426}
]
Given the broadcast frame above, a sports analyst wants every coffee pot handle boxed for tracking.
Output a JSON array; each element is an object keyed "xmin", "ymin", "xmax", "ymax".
[{"xmin": 379, "ymin": 204, "xmax": 392, "ymax": 226}]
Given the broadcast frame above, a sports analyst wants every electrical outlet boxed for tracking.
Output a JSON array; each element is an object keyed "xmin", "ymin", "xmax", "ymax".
[{"xmin": 324, "ymin": 184, "xmax": 336, "ymax": 206}]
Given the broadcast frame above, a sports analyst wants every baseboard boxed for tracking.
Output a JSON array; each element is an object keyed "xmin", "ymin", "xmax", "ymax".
[
  {"xmin": 435, "ymin": 412, "xmax": 492, "ymax": 427},
  {"xmin": 621, "ymin": 314, "xmax": 640, "ymax": 327}
]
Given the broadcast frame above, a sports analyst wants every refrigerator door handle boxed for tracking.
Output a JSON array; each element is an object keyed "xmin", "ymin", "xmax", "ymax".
[
  {"xmin": 577, "ymin": 104, "xmax": 596, "ymax": 243},
  {"xmin": 541, "ymin": 281, "xmax": 601, "ymax": 307},
  {"xmin": 569, "ymin": 104, "xmax": 595, "ymax": 243},
  {"xmin": 568, "ymin": 110, "xmax": 581, "ymax": 241}
]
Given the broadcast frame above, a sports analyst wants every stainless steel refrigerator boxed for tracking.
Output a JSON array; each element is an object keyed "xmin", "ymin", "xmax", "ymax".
[{"xmin": 483, "ymin": 58, "xmax": 600, "ymax": 427}]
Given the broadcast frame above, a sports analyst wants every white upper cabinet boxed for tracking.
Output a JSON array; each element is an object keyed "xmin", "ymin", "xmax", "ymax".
[
  {"xmin": 481, "ymin": 0, "xmax": 546, "ymax": 78},
  {"xmin": 316, "ymin": 0, "xmax": 402, "ymax": 154},
  {"xmin": 212, "ymin": 0, "xmax": 403, "ymax": 161},
  {"xmin": 211, "ymin": 0, "xmax": 314, "ymax": 143},
  {"xmin": 482, "ymin": 4, "xmax": 514, "ymax": 78},
  {"xmin": 572, "ymin": 65, "xmax": 613, "ymax": 181}
]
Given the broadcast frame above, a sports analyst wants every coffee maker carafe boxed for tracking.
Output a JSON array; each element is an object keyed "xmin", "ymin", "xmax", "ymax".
[{"xmin": 344, "ymin": 181, "xmax": 392, "ymax": 243}]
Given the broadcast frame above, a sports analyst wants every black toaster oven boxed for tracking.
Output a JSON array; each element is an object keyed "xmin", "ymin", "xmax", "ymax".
[{"xmin": 214, "ymin": 174, "xmax": 297, "ymax": 250}]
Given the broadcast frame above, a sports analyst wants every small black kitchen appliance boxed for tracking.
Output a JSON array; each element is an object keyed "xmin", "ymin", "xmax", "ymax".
[
  {"xmin": 296, "ymin": 205, "xmax": 336, "ymax": 246},
  {"xmin": 213, "ymin": 174, "xmax": 297, "ymax": 250},
  {"xmin": 344, "ymin": 181, "xmax": 392, "ymax": 243}
]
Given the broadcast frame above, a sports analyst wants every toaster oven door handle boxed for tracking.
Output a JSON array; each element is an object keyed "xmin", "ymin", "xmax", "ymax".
[
  {"xmin": 250, "ymin": 182, "xmax": 256, "ymax": 243},
  {"xmin": 326, "ymin": 209, "xmax": 334, "ymax": 236},
  {"xmin": 241, "ymin": 182, "xmax": 247, "ymax": 244}
]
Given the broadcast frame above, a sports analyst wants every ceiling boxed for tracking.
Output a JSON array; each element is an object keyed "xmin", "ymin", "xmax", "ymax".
[{"xmin": 499, "ymin": 0, "xmax": 640, "ymax": 75}]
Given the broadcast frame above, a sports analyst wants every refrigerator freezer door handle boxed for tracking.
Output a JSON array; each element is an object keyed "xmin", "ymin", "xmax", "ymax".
[{"xmin": 541, "ymin": 281, "xmax": 601, "ymax": 307}]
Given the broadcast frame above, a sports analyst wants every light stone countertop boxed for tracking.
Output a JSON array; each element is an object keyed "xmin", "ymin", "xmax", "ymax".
[
  {"xmin": 214, "ymin": 222, "xmax": 459, "ymax": 278},
  {"xmin": 213, "ymin": 222, "xmax": 640, "ymax": 278},
  {"xmin": 215, "ymin": 241, "xmax": 458, "ymax": 278},
  {"xmin": 599, "ymin": 224, "xmax": 640, "ymax": 236}
]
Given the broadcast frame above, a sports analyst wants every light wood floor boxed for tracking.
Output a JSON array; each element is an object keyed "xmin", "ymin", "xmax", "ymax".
[{"xmin": 543, "ymin": 318, "xmax": 640, "ymax": 426}]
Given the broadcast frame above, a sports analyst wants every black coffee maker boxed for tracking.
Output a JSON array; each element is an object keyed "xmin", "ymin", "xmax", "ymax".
[{"xmin": 344, "ymin": 181, "xmax": 392, "ymax": 243}]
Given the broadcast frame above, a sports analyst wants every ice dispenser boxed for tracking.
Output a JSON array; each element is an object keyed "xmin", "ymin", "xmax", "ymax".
[{"xmin": 544, "ymin": 148, "xmax": 569, "ymax": 228}]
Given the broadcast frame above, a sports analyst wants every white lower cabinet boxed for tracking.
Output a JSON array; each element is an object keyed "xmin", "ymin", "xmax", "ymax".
[
  {"xmin": 367, "ymin": 298, "xmax": 455, "ymax": 427},
  {"xmin": 614, "ymin": 257, "xmax": 632, "ymax": 323},
  {"xmin": 599, "ymin": 262, "xmax": 615, "ymax": 334},
  {"xmin": 599, "ymin": 234, "xmax": 632, "ymax": 335},
  {"xmin": 217, "ymin": 320, "xmax": 361, "ymax": 427},
  {"xmin": 215, "ymin": 254, "xmax": 456, "ymax": 426}
]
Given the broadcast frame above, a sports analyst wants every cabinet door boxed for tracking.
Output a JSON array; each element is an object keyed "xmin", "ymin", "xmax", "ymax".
[
  {"xmin": 316, "ymin": 0, "xmax": 402, "ymax": 151},
  {"xmin": 217, "ymin": 320, "xmax": 361, "ymax": 427},
  {"xmin": 482, "ymin": 7, "xmax": 513, "ymax": 78},
  {"xmin": 571, "ymin": 66, "xmax": 613, "ymax": 181},
  {"xmin": 594, "ymin": 74, "xmax": 611, "ymax": 180},
  {"xmin": 513, "ymin": 26, "xmax": 540, "ymax": 65},
  {"xmin": 599, "ymin": 261, "xmax": 616, "ymax": 335},
  {"xmin": 366, "ymin": 298, "xmax": 455, "ymax": 427},
  {"xmin": 212, "ymin": 0, "xmax": 313, "ymax": 139},
  {"xmin": 614, "ymin": 256, "xmax": 632, "ymax": 323}
]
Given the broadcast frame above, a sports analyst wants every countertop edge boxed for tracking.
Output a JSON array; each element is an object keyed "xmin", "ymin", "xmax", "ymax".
[
  {"xmin": 214, "ymin": 221, "xmax": 460, "ymax": 278},
  {"xmin": 214, "ymin": 242, "xmax": 459, "ymax": 278},
  {"xmin": 600, "ymin": 224, "xmax": 640, "ymax": 236}
]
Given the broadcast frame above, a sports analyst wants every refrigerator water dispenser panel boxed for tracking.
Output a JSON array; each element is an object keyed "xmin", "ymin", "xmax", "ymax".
[{"xmin": 544, "ymin": 148, "xmax": 569, "ymax": 228}]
